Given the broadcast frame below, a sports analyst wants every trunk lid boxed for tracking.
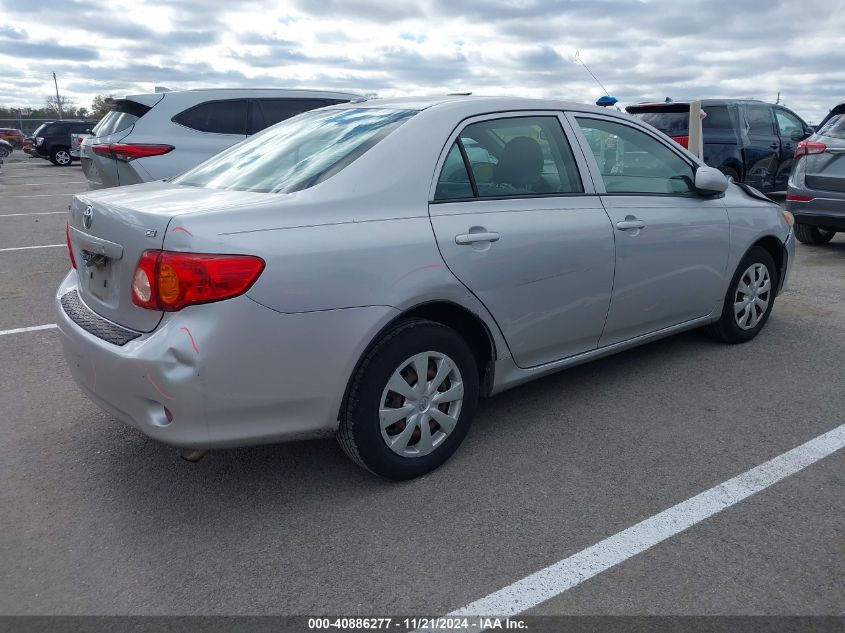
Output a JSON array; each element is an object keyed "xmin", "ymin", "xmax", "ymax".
[{"xmin": 68, "ymin": 182, "xmax": 286, "ymax": 332}]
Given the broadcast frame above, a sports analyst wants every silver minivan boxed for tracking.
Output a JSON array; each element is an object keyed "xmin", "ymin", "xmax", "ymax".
[{"xmin": 80, "ymin": 88, "xmax": 360, "ymax": 189}]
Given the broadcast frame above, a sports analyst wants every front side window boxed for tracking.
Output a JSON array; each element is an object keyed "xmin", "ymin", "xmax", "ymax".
[
  {"xmin": 576, "ymin": 117, "xmax": 696, "ymax": 195},
  {"xmin": 172, "ymin": 100, "xmax": 248, "ymax": 135},
  {"xmin": 435, "ymin": 115, "xmax": 583, "ymax": 200},
  {"xmin": 775, "ymin": 109, "xmax": 804, "ymax": 138},
  {"xmin": 173, "ymin": 108, "xmax": 415, "ymax": 194}
]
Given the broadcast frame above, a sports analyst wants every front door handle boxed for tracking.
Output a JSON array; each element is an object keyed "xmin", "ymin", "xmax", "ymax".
[
  {"xmin": 455, "ymin": 231, "xmax": 500, "ymax": 245},
  {"xmin": 615, "ymin": 218, "xmax": 646, "ymax": 231}
]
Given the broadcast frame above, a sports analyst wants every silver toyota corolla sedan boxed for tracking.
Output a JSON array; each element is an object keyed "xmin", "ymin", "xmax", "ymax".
[{"xmin": 57, "ymin": 96, "xmax": 795, "ymax": 479}]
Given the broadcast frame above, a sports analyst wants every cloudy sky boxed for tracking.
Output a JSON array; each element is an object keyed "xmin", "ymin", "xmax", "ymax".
[{"xmin": 1, "ymin": 0, "xmax": 843, "ymax": 123}]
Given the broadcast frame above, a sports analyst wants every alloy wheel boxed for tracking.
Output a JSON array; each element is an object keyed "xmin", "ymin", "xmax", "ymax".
[
  {"xmin": 379, "ymin": 351, "xmax": 464, "ymax": 458},
  {"xmin": 55, "ymin": 150, "xmax": 71, "ymax": 165},
  {"xmin": 734, "ymin": 263, "xmax": 771, "ymax": 330}
]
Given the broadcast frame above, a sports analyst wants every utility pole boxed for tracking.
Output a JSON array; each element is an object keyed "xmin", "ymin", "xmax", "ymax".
[{"xmin": 53, "ymin": 72, "xmax": 63, "ymax": 120}]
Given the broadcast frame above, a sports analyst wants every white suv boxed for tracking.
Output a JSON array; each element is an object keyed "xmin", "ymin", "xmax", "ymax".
[{"xmin": 80, "ymin": 88, "xmax": 360, "ymax": 189}]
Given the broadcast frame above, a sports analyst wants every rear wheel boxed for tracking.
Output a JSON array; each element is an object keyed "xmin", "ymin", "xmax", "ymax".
[
  {"xmin": 337, "ymin": 319, "xmax": 479, "ymax": 480},
  {"xmin": 706, "ymin": 246, "xmax": 777, "ymax": 344},
  {"xmin": 50, "ymin": 147, "xmax": 72, "ymax": 166},
  {"xmin": 0, "ymin": 146, "xmax": 9, "ymax": 158},
  {"xmin": 794, "ymin": 222, "xmax": 836, "ymax": 245}
]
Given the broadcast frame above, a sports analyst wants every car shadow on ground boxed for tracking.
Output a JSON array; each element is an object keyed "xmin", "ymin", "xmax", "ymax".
[{"xmin": 89, "ymin": 327, "xmax": 725, "ymax": 528}]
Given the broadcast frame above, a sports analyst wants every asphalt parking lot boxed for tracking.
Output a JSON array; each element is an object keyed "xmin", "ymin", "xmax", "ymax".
[{"xmin": 0, "ymin": 153, "xmax": 843, "ymax": 619}]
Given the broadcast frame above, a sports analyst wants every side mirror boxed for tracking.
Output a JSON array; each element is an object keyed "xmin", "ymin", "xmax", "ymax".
[{"xmin": 695, "ymin": 166, "xmax": 728, "ymax": 195}]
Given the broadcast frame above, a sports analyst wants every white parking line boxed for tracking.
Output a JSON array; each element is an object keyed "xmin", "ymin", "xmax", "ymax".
[
  {"xmin": 0, "ymin": 244, "xmax": 64, "ymax": 252},
  {"xmin": 0, "ymin": 211, "xmax": 67, "ymax": 217},
  {"xmin": 442, "ymin": 424, "xmax": 845, "ymax": 620},
  {"xmin": 0, "ymin": 324, "xmax": 57, "ymax": 337}
]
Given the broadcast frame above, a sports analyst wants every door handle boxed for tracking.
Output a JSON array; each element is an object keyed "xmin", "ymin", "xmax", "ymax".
[
  {"xmin": 615, "ymin": 219, "xmax": 646, "ymax": 231},
  {"xmin": 769, "ymin": 143, "xmax": 780, "ymax": 149},
  {"xmin": 455, "ymin": 231, "xmax": 500, "ymax": 245}
]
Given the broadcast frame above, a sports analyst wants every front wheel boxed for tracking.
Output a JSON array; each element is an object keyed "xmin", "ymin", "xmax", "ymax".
[
  {"xmin": 338, "ymin": 319, "xmax": 479, "ymax": 480},
  {"xmin": 50, "ymin": 147, "xmax": 72, "ymax": 166},
  {"xmin": 706, "ymin": 246, "xmax": 777, "ymax": 344},
  {"xmin": 794, "ymin": 222, "xmax": 835, "ymax": 245}
]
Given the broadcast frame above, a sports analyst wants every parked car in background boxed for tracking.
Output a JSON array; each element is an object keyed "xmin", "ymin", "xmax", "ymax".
[
  {"xmin": 0, "ymin": 138, "xmax": 12, "ymax": 158},
  {"xmin": 626, "ymin": 100, "xmax": 813, "ymax": 193},
  {"xmin": 787, "ymin": 109, "xmax": 845, "ymax": 244},
  {"xmin": 80, "ymin": 88, "xmax": 360, "ymax": 189},
  {"xmin": 58, "ymin": 96, "xmax": 794, "ymax": 479},
  {"xmin": 70, "ymin": 132, "xmax": 91, "ymax": 160},
  {"xmin": 0, "ymin": 127, "xmax": 26, "ymax": 149},
  {"xmin": 29, "ymin": 119, "xmax": 97, "ymax": 165}
]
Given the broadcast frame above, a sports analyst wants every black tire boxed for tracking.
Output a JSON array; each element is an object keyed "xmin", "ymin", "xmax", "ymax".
[
  {"xmin": 721, "ymin": 166, "xmax": 740, "ymax": 183},
  {"xmin": 0, "ymin": 147, "xmax": 9, "ymax": 158},
  {"xmin": 706, "ymin": 246, "xmax": 778, "ymax": 344},
  {"xmin": 338, "ymin": 319, "xmax": 479, "ymax": 480},
  {"xmin": 794, "ymin": 222, "xmax": 836, "ymax": 245},
  {"xmin": 50, "ymin": 147, "xmax": 72, "ymax": 166}
]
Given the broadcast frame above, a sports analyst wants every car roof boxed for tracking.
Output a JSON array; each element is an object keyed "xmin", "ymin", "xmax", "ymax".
[
  {"xmin": 124, "ymin": 88, "xmax": 362, "ymax": 101},
  {"xmin": 327, "ymin": 94, "xmax": 634, "ymax": 119}
]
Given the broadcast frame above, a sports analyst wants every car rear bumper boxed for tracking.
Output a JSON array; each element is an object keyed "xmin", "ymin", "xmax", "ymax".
[
  {"xmin": 786, "ymin": 188, "xmax": 845, "ymax": 231},
  {"xmin": 55, "ymin": 271, "xmax": 398, "ymax": 449}
]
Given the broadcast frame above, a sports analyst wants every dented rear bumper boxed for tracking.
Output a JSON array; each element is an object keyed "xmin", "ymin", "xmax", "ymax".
[{"xmin": 55, "ymin": 271, "xmax": 398, "ymax": 449}]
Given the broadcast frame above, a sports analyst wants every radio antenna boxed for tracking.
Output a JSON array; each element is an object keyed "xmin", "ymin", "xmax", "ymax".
[{"xmin": 574, "ymin": 50, "xmax": 610, "ymax": 97}]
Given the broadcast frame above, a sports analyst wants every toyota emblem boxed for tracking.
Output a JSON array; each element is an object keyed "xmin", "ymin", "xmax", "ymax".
[{"xmin": 83, "ymin": 205, "xmax": 93, "ymax": 229}]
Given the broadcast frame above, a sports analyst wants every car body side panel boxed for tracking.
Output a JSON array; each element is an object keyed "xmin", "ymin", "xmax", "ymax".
[
  {"xmin": 56, "ymin": 271, "xmax": 400, "ymax": 447},
  {"xmin": 597, "ymin": 194, "xmax": 730, "ymax": 345}
]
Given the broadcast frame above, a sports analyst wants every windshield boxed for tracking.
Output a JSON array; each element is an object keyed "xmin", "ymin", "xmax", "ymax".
[
  {"xmin": 32, "ymin": 123, "xmax": 49, "ymax": 137},
  {"xmin": 173, "ymin": 108, "xmax": 416, "ymax": 194},
  {"xmin": 632, "ymin": 112, "xmax": 690, "ymax": 136}
]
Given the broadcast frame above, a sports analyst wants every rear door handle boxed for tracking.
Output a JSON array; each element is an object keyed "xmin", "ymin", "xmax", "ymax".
[
  {"xmin": 455, "ymin": 231, "xmax": 500, "ymax": 245},
  {"xmin": 769, "ymin": 143, "xmax": 780, "ymax": 149},
  {"xmin": 615, "ymin": 219, "xmax": 646, "ymax": 231}
]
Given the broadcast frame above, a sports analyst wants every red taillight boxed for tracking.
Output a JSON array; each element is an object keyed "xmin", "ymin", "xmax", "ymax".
[
  {"xmin": 794, "ymin": 140, "xmax": 826, "ymax": 159},
  {"xmin": 670, "ymin": 135, "xmax": 690, "ymax": 149},
  {"xmin": 786, "ymin": 194, "xmax": 814, "ymax": 202},
  {"xmin": 91, "ymin": 143, "xmax": 174, "ymax": 162},
  {"xmin": 131, "ymin": 250, "xmax": 265, "ymax": 312},
  {"xmin": 66, "ymin": 223, "xmax": 77, "ymax": 269}
]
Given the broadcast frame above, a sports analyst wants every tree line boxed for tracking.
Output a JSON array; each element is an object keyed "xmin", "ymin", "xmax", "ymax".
[{"xmin": 0, "ymin": 94, "xmax": 114, "ymax": 122}]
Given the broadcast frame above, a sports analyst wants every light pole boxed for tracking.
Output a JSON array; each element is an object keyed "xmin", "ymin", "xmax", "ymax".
[{"xmin": 53, "ymin": 72, "xmax": 63, "ymax": 120}]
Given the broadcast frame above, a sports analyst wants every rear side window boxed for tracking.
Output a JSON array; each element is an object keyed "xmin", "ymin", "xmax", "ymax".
[
  {"xmin": 702, "ymin": 106, "xmax": 732, "ymax": 130},
  {"xmin": 248, "ymin": 99, "xmax": 333, "ymax": 134},
  {"xmin": 435, "ymin": 116, "xmax": 583, "ymax": 200},
  {"xmin": 93, "ymin": 100, "xmax": 151, "ymax": 137},
  {"xmin": 576, "ymin": 117, "xmax": 696, "ymax": 195},
  {"xmin": 434, "ymin": 144, "xmax": 474, "ymax": 200},
  {"xmin": 172, "ymin": 100, "xmax": 248, "ymax": 135},
  {"xmin": 818, "ymin": 114, "xmax": 845, "ymax": 139},
  {"xmin": 746, "ymin": 105, "xmax": 775, "ymax": 135}
]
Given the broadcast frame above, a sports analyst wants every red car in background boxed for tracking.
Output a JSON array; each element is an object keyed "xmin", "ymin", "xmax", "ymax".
[{"xmin": 0, "ymin": 127, "xmax": 26, "ymax": 149}]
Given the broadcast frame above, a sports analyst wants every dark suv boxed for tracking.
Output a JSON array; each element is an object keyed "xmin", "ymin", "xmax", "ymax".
[
  {"xmin": 626, "ymin": 100, "xmax": 813, "ymax": 193},
  {"xmin": 29, "ymin": 120, "xmax": 97, "ymax": 166}
]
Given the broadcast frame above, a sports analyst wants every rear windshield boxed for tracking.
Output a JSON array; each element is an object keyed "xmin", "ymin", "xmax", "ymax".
[
  {"xmin": 634, "ymin": 111, "xmax": 689, "ymax": 136},
  {"xmin": 818, "ymin": 114, "xmax": 845, "ymax": 139},
  {"xmin": 173, "ymin": 108, "xmax": 415, "ymax": 194},
  {"xmin": 92, "ymin": 100, "xmax": 151, "ymax": 137}
]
